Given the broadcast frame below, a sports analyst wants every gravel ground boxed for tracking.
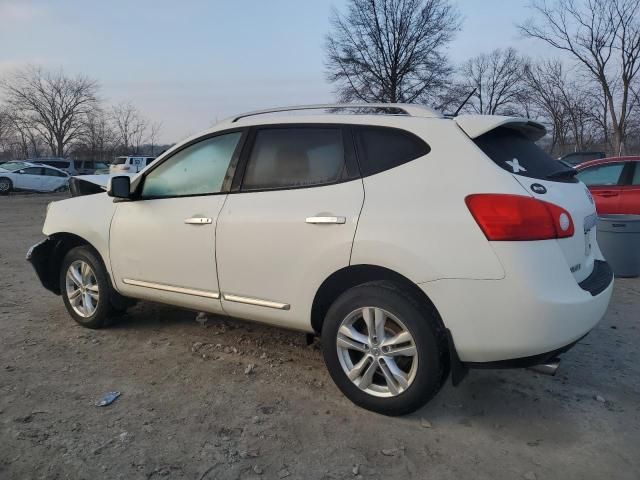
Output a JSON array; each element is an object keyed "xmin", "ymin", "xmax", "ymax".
[{"xmin": 1, "ymin": 193, "xmax": 639, "ymax": 480}]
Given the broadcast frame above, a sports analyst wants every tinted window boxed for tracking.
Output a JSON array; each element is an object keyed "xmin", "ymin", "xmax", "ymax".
[
  {"xmin": 42, "ymin": 161, "xmax": 67, "ymax": 168},
  {"xmin": 631, "ymin": 163, "xmax": 640, "ymax": 185},
  {"xmin": 146, "ymin": 158, "xmax": 156, "ymax": 166},
  {"xmin": 22, "ymin": 167, "xmax": 43, "ymax": 175},
  {"xmin": 475, "ymin": 127, "xmax": 577, "ymax": 183},
  {"xmin": 577, "ymin": 163, "xmax": 625, "ymax": 186},
  {"xmin": 141, "ymin": 132, "xmax": 241, "ymax": 198},
  {"xmin": 355, "ymin": 127, "xmax": 429, "ymax": 176},
  {"xmin": 43, "ymin": 167, "xmax": 67, "ymax": 177},
  {"xmin": 242, "ymin": 128, "xmax": 345, "ymax": 190}
]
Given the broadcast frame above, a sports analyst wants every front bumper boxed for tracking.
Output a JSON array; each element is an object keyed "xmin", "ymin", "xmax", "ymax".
[{"xmin": 26, "ymin": 238, "xmax": 60, "ymax": 294}]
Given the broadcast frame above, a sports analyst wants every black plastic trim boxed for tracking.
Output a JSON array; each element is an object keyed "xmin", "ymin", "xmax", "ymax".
[
  {"xmin": 579, "ymin": 260, "xmax": 613, "ymax": 296},
  {"xmin": 464, "ymin": 334, "xmax": 587, "ymax": 370}
]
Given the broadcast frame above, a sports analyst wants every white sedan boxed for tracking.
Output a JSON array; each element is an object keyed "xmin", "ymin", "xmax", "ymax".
[{"xmin": 0, "ymin": 162, "xmax": 70, "ymax": 194}]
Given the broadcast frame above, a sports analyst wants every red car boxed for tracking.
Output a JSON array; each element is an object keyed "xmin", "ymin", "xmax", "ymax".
[{"xmin": 576, "ymin": 156, "xmax": 640, "ymax": 214}]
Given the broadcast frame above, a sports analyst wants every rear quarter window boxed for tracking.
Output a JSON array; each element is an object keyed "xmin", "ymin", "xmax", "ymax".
[
  {"xmin": 474, "ymin": 127, "xmax": 577, "ymax": 183},
  {"xmin": 354, "ymin": 126, "xmax": 430, "ymax": 177}
]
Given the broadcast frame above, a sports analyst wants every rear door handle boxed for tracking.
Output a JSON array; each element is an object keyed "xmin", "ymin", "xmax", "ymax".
[
  {"xmin": 184, "ymin": 216, "xmax": 212, "ymax": 225},
  {"xmin": 305, "ymin": 216, "xmax": 346, "ymax": 224}
]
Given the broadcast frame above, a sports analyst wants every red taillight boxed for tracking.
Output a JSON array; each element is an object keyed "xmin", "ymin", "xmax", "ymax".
[{"xmin": 465, "ymin": 194, "xmax": 575, "ymax": 241}]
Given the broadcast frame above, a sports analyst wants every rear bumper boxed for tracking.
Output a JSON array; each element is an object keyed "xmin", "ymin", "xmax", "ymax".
[
  {"xmin": 420, "ymin": 242, "xmax": 614, "ymax": 363},
  {"xmin": 26, "ymin": 238, "xmax": 60, "ymax": 294}
]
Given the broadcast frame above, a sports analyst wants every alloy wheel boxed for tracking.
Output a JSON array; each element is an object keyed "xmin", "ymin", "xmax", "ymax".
[
  {"xmin": 336, "ymin": 307, "xmax": 418, "ymax": 397},
  {"xmin": 65, "ymin": 260, "xmax": 99, "ymax": 318}
]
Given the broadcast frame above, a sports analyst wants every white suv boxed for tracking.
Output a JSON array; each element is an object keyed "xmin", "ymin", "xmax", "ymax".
[{"xmin": 27, "ymin": 104, "xmax": 613, "ymax": 415}]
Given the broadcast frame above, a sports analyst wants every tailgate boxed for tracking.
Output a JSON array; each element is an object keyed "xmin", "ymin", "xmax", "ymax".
[{"xmin": 461, "ymin": 115, "xmax": 599, "ymax": 283}]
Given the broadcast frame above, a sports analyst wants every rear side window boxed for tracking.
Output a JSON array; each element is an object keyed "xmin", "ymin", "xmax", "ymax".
[
  {"xmin": 632, "ymin": 163, "xmax": 640, "ymax": 185},
  {"xmin": 475, "ymin": 127, "xmax": 577, "ymax": 183},
  {"xmin": 354, "ymin": 127, "xmax": 429, "ymax": 176},
  {"xmin": 242, "ymin": 128, "xmax": 346, "ymax": 190},
  {"xmin": 43, "ymin": 168, "xmax": 67, "ymax": 177},
  {"xmin": 577, "ymin": 163, "xmax": 625, "ymax": 186}
]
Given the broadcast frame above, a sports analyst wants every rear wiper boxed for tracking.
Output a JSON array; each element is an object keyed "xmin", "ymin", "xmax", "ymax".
[{"xmin": 546, "ymin": 168, "xmax": 577, "ymax": 180}]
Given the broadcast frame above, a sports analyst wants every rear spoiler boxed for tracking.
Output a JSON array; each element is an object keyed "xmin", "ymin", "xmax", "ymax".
[{"xmin": 455, "ymin": 115, "xmax": 546, "ymax": 142}]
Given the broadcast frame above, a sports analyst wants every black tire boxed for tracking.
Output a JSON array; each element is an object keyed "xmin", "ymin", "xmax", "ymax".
[
  {"xmin": 321, "ymin": 281, "xmax": 448, "ymax": 416},
  {"xmin": 0, "ymin": 177, "xmax": 12, "ymax": 195},
  {"xmin": 59, "ymin": 246, "xmax": 116, "ymax": 329}
]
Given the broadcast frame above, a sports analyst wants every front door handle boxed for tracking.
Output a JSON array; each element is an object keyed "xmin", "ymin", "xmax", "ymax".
[
  {"xmin": 595, "ymin": 191, "xmax": 619, "ymax": 197},
  {"xmin": 305, "ymin": 216, "xmax": 346, "ymax": 224},
  {"xmin": 184, "ymin": 216, "xmax": 212, "ymax": 225}
]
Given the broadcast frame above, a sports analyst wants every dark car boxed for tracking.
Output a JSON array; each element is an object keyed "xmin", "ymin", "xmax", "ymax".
[{"xmin": 560, "ymin": 151, "xmax": 605, "ymax": 166}]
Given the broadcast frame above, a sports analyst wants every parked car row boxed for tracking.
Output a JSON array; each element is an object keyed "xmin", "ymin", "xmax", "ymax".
[
  {"xmin": 0, "ymin": 161, "xmax": 70, "ymax": 194},
  {"xmin": 0, "ymin": 156, "xmax": 157, "ymax": 194}
]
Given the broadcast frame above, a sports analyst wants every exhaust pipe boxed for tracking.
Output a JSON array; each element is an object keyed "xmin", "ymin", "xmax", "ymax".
[{"xmin": 529, "ymin": 358, "xmax": 561, "ymax": 376}]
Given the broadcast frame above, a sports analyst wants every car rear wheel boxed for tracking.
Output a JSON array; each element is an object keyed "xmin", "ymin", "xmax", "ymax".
[
  {"xmin": 60, "ymin": 246, "xmax": 116, "ymax": 329},
  {"xmin": 322, "ymin": 281, "xmax": 447, "ymax": 416},
  {"xmin": 0, "ymin": 177, "xmax": 12, "ymax": 195}
]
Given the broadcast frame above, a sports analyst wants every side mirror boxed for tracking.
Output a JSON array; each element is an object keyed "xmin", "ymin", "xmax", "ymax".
[
  {"xmin": 107, "ymin": 175, "xmax": 131, "ymax": 199},
  {"xmin": 18, "ymin": 170, "xmax": 25, "ymax": 174}
]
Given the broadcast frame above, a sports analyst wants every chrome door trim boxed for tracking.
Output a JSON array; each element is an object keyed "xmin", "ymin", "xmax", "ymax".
[
  {"xmin": 222, "ymin": 293, "xmax": 290, "ymax": 310},
  {"xmin": 122, "ymin": 278, "xmax": 220, "ymax": 299},
  {"xmin": 305, "ymin": 216, "xmax": 346, "ymax": 224}
]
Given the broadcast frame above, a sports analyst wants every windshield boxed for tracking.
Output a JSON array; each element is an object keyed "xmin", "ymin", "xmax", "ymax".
[
  {"xmin": 0, "ymin": 161, "xmax": 29, "ymax": 172},
  {"xmin": 94, "ymin": 162, "xmax": 109, "ymax": 169},
  {"xmin": 113, "ymin": 157, "xmax": 127, "ymax": 165}
]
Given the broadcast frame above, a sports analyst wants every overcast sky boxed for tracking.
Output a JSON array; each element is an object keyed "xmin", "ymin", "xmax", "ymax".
[{"xmin": 1, "ymin": 0, "xmax": 549, "ymax": 142}]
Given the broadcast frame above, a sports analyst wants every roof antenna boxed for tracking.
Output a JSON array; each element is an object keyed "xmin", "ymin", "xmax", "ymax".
[{"xmin": 453, "ymin": 88, "xmax": 477, "ymax": 117}]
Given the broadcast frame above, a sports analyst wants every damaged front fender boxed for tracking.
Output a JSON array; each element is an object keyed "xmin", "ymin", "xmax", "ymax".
[{"xmin": 26, "ymin": 237, "xmax": 61, "ymax": 294}]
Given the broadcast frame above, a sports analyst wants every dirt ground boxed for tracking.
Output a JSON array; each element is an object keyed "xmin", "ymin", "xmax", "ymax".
[{"xmin": 0, "ymin": 193, "xmax": 639, "ymax": 480}]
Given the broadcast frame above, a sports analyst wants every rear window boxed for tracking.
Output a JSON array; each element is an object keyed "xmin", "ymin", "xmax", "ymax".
[
  {"xmin": 354, "ymin": 127, "xmax": 429, "ymax": 176},
  {"xmin": 474, "ymin": 127, "xmax": 578, "ymax": 183}
]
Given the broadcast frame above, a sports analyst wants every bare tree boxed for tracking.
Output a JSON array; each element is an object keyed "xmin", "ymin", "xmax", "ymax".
[
  {"xmin": 0, "ymin": 66, "xmax": 98, "ymax": 157},
  {"xmin": 148, "ymin": 121, "xmax": 162, "ymax": 156},
  {"xmin": 78, "ymin": 109, "xmax": 117, "ymax": 162},
  {"xmin": 325, "ymin": 0, "xmax": 461, "ymax": 104},
  {"xmin": 520, "ymin": 0, "xmax": 640, "ymax": 155},
  {"xmin": 459, "ymin": 48, "xmax": 528, "ymax": 115},
  {"xmin": 110, "ymin": 102, "xmax": 148, "ymax": 154}
]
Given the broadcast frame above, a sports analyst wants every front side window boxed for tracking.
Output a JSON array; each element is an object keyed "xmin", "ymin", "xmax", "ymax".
[
  {"xmin": 21, "ymin": 167, "xmax": 43, "ymax": 175},
  {"xmin": 44, "ymin": 168, "xmax": 67, "ymax": 177},
  {"xmin": 242, "ymin": 128, "xmax": 345, "ymax": 190},
  {"xmin": 631, "ymin": 163, "xmax": 640, "ymax": 185},
  {"xmin": 577, "ymin": 163, "xmax": 624, "ymax": 186},
  {"xmin": 141, "ymin": 132, "xmax": 241, "ymax": 198}
]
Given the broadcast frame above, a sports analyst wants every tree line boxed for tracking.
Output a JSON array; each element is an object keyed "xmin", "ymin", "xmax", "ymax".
[
  {"xmin": 0, "ymin": 66, "xmax": 164, "ymax": 162},
  {"xmin": 326, "ymin": 0, "xmax": 640, "ymax": 157},
  {"xmin": 1, "ymin": 0, "xmax": 638, "ymax": 162}
]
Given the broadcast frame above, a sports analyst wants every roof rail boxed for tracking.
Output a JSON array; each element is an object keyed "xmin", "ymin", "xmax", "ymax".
[{"xmin": 229, "ymin": 103, "xmax": 441, "ymax": 122}]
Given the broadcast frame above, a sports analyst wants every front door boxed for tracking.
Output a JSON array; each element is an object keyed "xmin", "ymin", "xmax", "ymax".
[
  {"xmin": 110, "ymin": 131, "xmax": 245, "ymax": 313},
  {"xmin": 577, "ymin": 162, "xmax": 626, "ymax": 214},
  {"xmin": 216, "ymin": 125, "xmax": 364, "ymax": 330}
]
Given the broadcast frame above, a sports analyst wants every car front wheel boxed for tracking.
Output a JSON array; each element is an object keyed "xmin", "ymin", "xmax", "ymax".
[
  {"xmin": 322, "ymin": 281, "xmax": 448, "ymax": 416},
  {"xmin": 0, "ymin": 177, "xmax": 12, "ymax": 195},
  {"xmin": 60, "ymin": 246, "xmax": 116, "ymax": 329}
]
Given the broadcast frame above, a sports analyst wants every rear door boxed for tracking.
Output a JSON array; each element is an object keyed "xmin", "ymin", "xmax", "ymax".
[
  {"xmin": 575, "ymin": 162, "xmax": 626, "ymax": 214},
  {"xmin": 215, "ymin": 125, "xmax": 364, "ymax": 330},
  {"xmin": 471, "ymin": 124, "xmax": 598, "ymax": 283},
  {"xmin": 41, "ymin": 166, "xmax": 68, "ymax": 190},
  {"xmin": 618, "ymin": 161, "xmax": 640, "ymax": 215}
]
